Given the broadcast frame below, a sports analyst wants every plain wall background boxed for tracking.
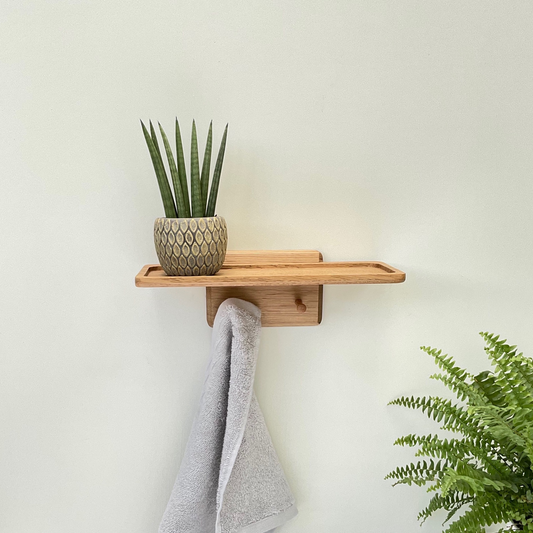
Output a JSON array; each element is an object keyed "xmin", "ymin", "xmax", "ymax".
[{"xmin": 2, "ymin": 1, "xmax": 533, "ymax": 532}]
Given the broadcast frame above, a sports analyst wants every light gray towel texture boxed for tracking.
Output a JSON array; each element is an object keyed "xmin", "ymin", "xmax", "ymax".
[{"xmin": 159, "ymin": 298, "xmax": 297, "ymax": 533}]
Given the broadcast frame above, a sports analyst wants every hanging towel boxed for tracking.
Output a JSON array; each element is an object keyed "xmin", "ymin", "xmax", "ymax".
[{"xmin": 159, "ymin": 298, "xmax": 297, "ymax": 533}]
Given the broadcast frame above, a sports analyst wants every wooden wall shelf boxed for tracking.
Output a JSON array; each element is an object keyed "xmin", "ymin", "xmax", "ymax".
[
  {"xmin": 135, "ymin": 258, "xmax": 405, "ymax": 287},
  {"xmin": 136, "ymin": 250, "xmax": 405, "ymax": 327}
]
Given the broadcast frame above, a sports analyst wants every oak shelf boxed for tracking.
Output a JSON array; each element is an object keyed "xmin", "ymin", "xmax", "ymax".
[
  {"xmin": 135, "ymin": 260, "xmax": 404, "ymax": 288},
  {"xmin": 135, "ymin": 250, "xmax": 405, "ymax": 327}
]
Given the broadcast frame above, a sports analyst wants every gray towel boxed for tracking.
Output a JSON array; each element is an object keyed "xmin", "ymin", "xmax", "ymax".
[{"xmin": 159, "ymin": 298, "xmax": 297, "ymax": 533}]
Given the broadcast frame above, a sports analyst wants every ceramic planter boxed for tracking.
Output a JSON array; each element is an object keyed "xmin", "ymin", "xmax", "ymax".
[{"xmin": 154, "ymin": 216, "xmax": 228, "ymax": 276}]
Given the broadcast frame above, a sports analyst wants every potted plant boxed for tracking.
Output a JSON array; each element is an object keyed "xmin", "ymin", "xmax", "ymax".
[
  {"xmin": 386, "ymin": 333, "xmax": 533, "ymax": 532},
  {"xmin": 141, "ymin": 118, "xmax": 228, "ymax": 276}
]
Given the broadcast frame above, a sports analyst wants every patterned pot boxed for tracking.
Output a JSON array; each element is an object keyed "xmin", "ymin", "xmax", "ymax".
[{"xmin": 154, "ymin": 216, "xmax": 228, "ymax": 276}]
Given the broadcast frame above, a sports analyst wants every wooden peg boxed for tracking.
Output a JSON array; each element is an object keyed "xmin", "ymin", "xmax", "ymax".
[{"xmin": 295, "ymin": 299, "xmax": 307, "ymax": 313}]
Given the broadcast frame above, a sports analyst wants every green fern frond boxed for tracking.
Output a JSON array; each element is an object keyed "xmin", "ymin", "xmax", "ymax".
[
  {"xmin": 443, "ymin": 497, "xmax": 510, "ymax": 533},
  {"xmin": 429, "ymin": 372, "xmax": 485, "ymax": 405},
  {"xmin": 387, "ymin": 334, "xmax": 533, "ymax": 532},
  {"xmin": 389, "ymin": 396, "xmax": 482, "ymax": 438},
  {"xmin": 422, "ymin": 347, "xmax": 471, "ymax": 384},
  {"xmin": 481, "ymin": 333, "xmax": 533, "ymax": 412},
  {"xmin": 399, "ymin": 434, "xmax": 515, "ymax": 480},
  {"xmin": 473, "ymin": 370, "xmax": 507, "ymax": 408},
  {"xmin": 385, "ymin": 459, "xmax": 449, "ymax": 487},
  {"xmin": 418, "ymin": 493, "xmax": 474, "ymax": 524},
  {"xmin": 469, "ymin": 405, "xmax": 533, "ymax": 463}
]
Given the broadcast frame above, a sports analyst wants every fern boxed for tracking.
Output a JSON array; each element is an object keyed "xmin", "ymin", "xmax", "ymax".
[{"xmin": 387, "ymin": 333, "xmax": 533, "ymax": 532}]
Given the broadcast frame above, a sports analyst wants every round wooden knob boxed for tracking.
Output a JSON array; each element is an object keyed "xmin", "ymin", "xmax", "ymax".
[{"xmin": 295, "ymin": 299, "xmax": 307, "ymax": 313}]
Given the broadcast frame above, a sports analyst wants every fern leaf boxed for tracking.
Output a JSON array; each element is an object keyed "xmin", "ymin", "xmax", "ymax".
[{"xmin": 389, "ymin": 335, "xmax": 533, "ymax": 532}]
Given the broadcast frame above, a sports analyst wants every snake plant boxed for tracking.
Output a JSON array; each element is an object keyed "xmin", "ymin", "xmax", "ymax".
[
  {"xmin": 141, "ymin": 118, "xmax": 228, "ymax": 218},
  {"xmin": 386, "ymin": 333, "xmax": 533, "ymax": 532}
]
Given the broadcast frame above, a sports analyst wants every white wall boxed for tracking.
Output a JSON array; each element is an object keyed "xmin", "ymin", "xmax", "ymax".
[{"xmin": 2, "ymin": 1, "xmax": 533, "ymax": 532}]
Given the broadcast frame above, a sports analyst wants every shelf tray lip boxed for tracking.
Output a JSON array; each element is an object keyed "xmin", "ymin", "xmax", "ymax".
[{"xmin": 135, "ymin": 260, "xmax": 406, "ymax": 288}]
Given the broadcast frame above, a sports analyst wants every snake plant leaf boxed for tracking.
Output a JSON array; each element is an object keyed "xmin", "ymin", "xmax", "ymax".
[
  {"xmin": 200, "ymin": 121, "xmax": 212, "ymax": 216},
  {"xmin": 158, "ymin": 122, "xmax": 187, "ymax": 218},
  {"xmin": 206, "ymin": 123, "xmax": 228, "ymax": 217},
  {"xmin": 141, "ymin": 120, "xmax": 177, "ymax": 218},
  {"xmin": 149, "ymin": 121, "xmax": 159, "ymax": 149},
  {"xmin": 190, "ymin": 120, "xmax": 203, "ymax": 217},
  {"xmin": 175, "ymin": 118, "xmax": 191, "ymax": 218}
]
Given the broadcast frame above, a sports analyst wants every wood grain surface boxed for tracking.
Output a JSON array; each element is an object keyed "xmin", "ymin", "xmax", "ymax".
[
  {"xmin": 135, "ymin": 254, "xmax": 405, "ymax": 288},
  {"xmin": 204, "ymin": 250, "xmax": 322, "ymax": 326},
  {"xmin": 136, "ymin": 250, "xmax": 405, "ymax": 327}
]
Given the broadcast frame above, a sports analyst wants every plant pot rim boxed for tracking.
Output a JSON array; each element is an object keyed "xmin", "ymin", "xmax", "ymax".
[{"xmin": 155, "ymin": 215, "xmax": 224, "ymax": 220}]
